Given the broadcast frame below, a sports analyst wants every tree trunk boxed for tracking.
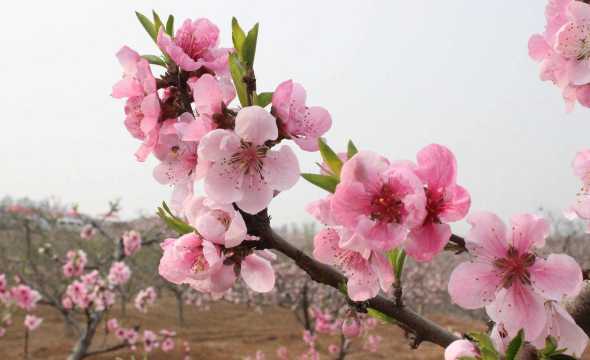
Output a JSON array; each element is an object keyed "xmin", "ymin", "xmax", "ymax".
[
  {"xmin": 67, "ymin": 311, "xmax": 103, "ymax": 360},
  {"xmin": 175, "ymin": 291, "xmax": 185, "ymax": 327}
]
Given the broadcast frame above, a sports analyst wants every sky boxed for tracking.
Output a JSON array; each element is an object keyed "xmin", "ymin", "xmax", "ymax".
[{"xmin": 1, "ymin": 1, "xmax": 589, "ymax": 235}]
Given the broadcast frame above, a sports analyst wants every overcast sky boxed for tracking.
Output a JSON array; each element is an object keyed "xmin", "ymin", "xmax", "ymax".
[{"xmin": 2, "ymin": 1, "xmax": 589, "ymax": 234}]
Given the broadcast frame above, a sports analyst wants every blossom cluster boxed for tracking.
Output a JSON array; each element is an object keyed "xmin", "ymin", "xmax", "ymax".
[
  {"xmin": 447, "ymin": 212, "xmax": 588, "ymax": 357},
  {"xmin": 134, "ymin": 286, "xmax": 157, "ymax": 313},
  {"xmin": 113, "ymin": 15, "xmax": 331, "ymax": 297},
  {"xmin": 62, "ymin": 249, "xmax": 88, "ymax": 278},
  {"xmin": 122, "ymin": 230, "xmax": 142, "ymax": 256},
  {"xmin": 0, "ymin": 275, "xmax": 43, "ymax": 336},
  {"xmin": 63, "ymin": 270, "xmax": 116, "ymax": 311},
  {"xmin": 529, "ymin": 0, "xmax": 590, "ymax": 110},
  {"xmin": 308, "ymin": 144, "xmax": 470, "ymax": 300}
]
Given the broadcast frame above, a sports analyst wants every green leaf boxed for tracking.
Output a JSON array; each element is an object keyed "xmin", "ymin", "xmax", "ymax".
[
  {"xmin": 457, "ymin": 357, "xmax": 479, "ymax": 360},
  {"xmin": 367, "ymin": 308, "xmax": 397, "ymax": 325},
  {"xmin": 255, "ymin": 92, "xmax": 273, "ymax": 107},
  {"xmin": 135, "ymin": 11, "xmax": 157, "ymax": 42},
  {"xmin": 338, "ymin": 282, "xmax": 347, "ymax": 295},
  {"xmin": 468, "ymin": 332, "xmax": 500, "ymax": 360},
  {"xmin": 318, "ymin": 138, "xmax": 343, "ymax": 178},
  {"xmin": 142, "ymin": 55, "xmax": 167, "ymax": 67},
  {"xmin": 347, "ymin": 140, "xmax": 359, "ymax": 158},
  {"xmin": 229, "ymin": 53, "xmax": 248, "ymax": 107},
  {"xmin": 165, "ymin": 15, "xmax": 174, "ymax": 36},
  {"xmin": 231, "ymin": 17, "xmax": 246, "ymax": 57},
  {"xmin": 386, "ymin": 249, "xmax": 407, "ymax": 279},
  {"xmin": 548, "ymin": 355, "xmax": 577, "ymax": 360},
  {"xmin": 242, "ymin": 23, "xmax": 259, "ymax": 68},
  {"xmin": 152, "ymin": 10, "xmax": 163, "ymax": 34},
  {"xmin": 157, "ymin": 201, "xmax": 195, "ymax": 235},
  {"xmin": 301, "ymin": 173, "xmax": 339, "ymax": 193},
  {"xmin": 505, "ymin": 330, "xmax": 524, "ymax": 360}
]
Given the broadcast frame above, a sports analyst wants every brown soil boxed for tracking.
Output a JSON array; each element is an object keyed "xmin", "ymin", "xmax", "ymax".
[{"xmin": 0, "ymin": 297, "xmax": 588, "ymax": 359}]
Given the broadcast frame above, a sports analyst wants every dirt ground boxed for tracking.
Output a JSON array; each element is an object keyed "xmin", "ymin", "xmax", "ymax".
[{"xmin": 0, "ymin": 297, "xmax": 588, "ymax": 359}]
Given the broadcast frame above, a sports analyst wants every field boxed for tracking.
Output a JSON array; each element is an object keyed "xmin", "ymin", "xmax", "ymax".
[{"xmin": 0, "ymin": 296, "xmax": 587, "ymax": 360}]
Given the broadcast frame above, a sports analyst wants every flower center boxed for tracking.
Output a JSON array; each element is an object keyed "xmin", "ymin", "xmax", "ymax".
[
  {"xmin": 176, "ymin": 30, "xmax": 207, "ymax": 60},
  {"xmin": 492, "ymin": 246, "xmax": 535, "ymax": 288},
  {"xmin": 229, "ymin": 142, "xmax": 268, "ymax": 177},
  {"xmin": 191, "ymin": 252, "xmax": 208, "ymax": 273},
  {"xmin": 370, "ymin": 184, "xmax": 406, "ymax": 224},
  {"xmin": 424, "ymin": 187, "xmax": 445, "ymax": 224}
]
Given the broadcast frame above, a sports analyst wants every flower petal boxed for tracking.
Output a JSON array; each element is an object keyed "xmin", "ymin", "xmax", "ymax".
[
  {"xmin": 234, "ymin": 106, "xmax": 278, "ymax": 146},
  {"xmin": 448, "ymin": 261, "xmax": 501, "ymax": 309},
  {"xmin": 530, "ymin": 254, "xmax": 583, "ymax": 301},
  {"xmin": 265, "ymin": 145, "xmax": 300, "ymax": 191},
  {"xmin": 241, "ymin": 254, "xmax": 275, "ymax": 293},
  {"xmin": 406, "ymin": 222, "xmax": 451, "ymax": 262}
]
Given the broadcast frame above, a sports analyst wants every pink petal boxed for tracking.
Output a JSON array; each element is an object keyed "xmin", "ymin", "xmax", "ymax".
[
  {"xmin": 192, "ymin": 73, "xmax": 224, "ymax": 115},
  {"xmin": 546, "ymin": 304, "xmax": 588, "ymax": 357},
  {"xmin": 509, "ymin": 213, "xmax": 550, "ymax": 254},
  {"xmin": 195, "ymin": 212, "xmax": 227, "ymax": 242},
  {"xmin": 235, "ymin": 173, "xmax": 274, "ymax": 214},
  {"xmin": 312, "ymin": 227, "xmax": 340, "ymax": 265},
  {"xmin": 528, "ymin": 34, "xmax": 552, "ymax": 61},
  {"xmin": 465, "ymin": 212, "xmax": 509, "ymax": 260},
  {"xmin": 234, "ymin": 106, "xmax": 278, "ymax": 146},
  {"xmin": 448, "ymin": 261, "xmax": 501, "ymax": 309},
  {"xmin": 530, "ymin": 254, "xmax": 583, "ymax": 300},
  {"xmin": 264, "ymin": 145, "xmax": 300, "ymax": 191},
  {"xmin": 572, "ymin": 148, "xmax": 590, "ymax": 181},
  {"xmin": 444, "ymin": 340, "xmax": 479, "ymax": 360},
  {"xmin": 204, "ymin": 160, "xmax": 244, "ymax": 205},
  {"xmin": 438, "ymin": 184, "xmax": 471, "ymax": 222},
  {"xmin": 241, "ymin": 254, "xmax": 275, "ymax": 293},
  {"xmin": 224, "ymin": 211, "xmax": 247, "ymax": 248},
  {"xmin": 339, "ymin": 151, "xmax": 390, "ymax": 186},
  {"xmin": 370, "ymin": 253, "xmax": 394, "ymax": 292},
  {"xmin": 415, "ymin": 144, "xmax": 457, "ymax": 189},
  {"xmin": 347, "ymin": 266, "xmax": 379, "ymax": 301},
  {"xmin": 112, "ymin": 78, "xmax": 143, "ymax": 99},
  {"xmin": 331, "ymin": 181, "xmax": 372, "ymax": 228},
  {"xmin": 486, "ymin": 283, "xmax": 547, "ymax": 340},
  {"xmin": 406, "ymin": 222, "xmax": 451, "ymax": 262},
  {"xmin": 208, "ymin": 264, "xmax": 237, "ymax": 293},
  {"xmin": 197, "ymin": 129, "xmax": 241, "ymax": 162}
]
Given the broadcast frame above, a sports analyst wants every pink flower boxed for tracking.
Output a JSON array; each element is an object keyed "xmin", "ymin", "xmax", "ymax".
[
  {"xmin": 63, "ymin": 250, "xmax": 87, "ymax": 278},
  {"xmin": 123, "ymin": 230, "xmax": 142, "ymax": 257},
  {"xmin": 448, "ymin": 212, "xmax": 583, "ymax": 340},
  {"xmin": 161, "ymin": 337, "xmax": 175, "ymax": 352},
  {"xmin": 313, "ymin": 227, "xmax": 393, "ymax": 301},
  {"xmin": 24, "ymin": 315, "xmax": 42, "ymax": 332},
  {"xmin": 567, "ymin": 149, "xmax": 590, "ymax": 226},
  {"xmin": 198, "ymin": 105, "xmax": 300, "ymax": 214},
  {"xmin": 406, "ymin": 144, "xmax": 470, "ymax": 262},
  {"xmin": 107, "ymin": 318, "xmax": 119, "ymax": 332},
  {"xmin": 531, "ymin": 301, "xmax": 589, "ymax": 357},
  {"xmin": 444, "ymin": 339, "xmax": 479, "ymax": 360},
  {"xmin": 271, "ymin": 80, "xmax": 332, "ymax": 151},
  {"xmin": 10, "ymin": 285, "xmax": 41, "ymax": 311},
  {"xmin": 276, "ymin": 346, "xmax": 289, "ymax": 360},
  {"xmin": 157, "ymin": 19, "xmax": 229, "ymax": 73},
  {"xmin": 112, "ymin": 46, "xmax": 156, "ymax": 99},
  {"xmin": 152, "ymin": 115, "xmax": 199, "ymax": 188},
  {"xmin": 328, "ymin": 344, "xmax": 339, "ymax": 355},
  {"xmin": 311, "ymin": 308, "xmax": 335, "ymax": 334},
  {"xmin": 183, "ymin": 195, "xmax": 247, "ymax": 248},
  {"xmin": 363, "ymin": 335, "xmax": 382, "ymax": 353},
  {"xmin": 143, "ymin": 330, "xmax": 159, "ymax": 352},
  {"xmin": 555, "ymin": 2, "xmax": 590, "ymax": 85},
  {"xmin": 341, "ymin": 317, "xmax": 361, "ymax": 338},
  {"xmin": 80, "ymin": 224, "xmax": 96, "ymax": 240},
  {"xmin": 108, "ymin": 261, "xmax": 132, "ymax": 286},
  {"xmin": 331, "ymin": 151, "xmax": 426, "ymax": 252},
  {"xmin": 134, "ymin": 287, "xmax": 157, "ymax": 313},
  {"xmin": 306, "ymin": 195, "xmax": 335, "ymax": 225},
  {"xmin": 176, "ymin": 74, "xmax": 235, "ymax": 142}
]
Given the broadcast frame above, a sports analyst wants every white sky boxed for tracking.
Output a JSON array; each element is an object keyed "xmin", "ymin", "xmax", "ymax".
[{"xmin": 2, "ymin": 1, "xmax": 589, "ymax": 234}]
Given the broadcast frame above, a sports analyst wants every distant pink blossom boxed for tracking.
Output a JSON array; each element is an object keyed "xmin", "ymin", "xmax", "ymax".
[
  {"xmin": 567, "ymin": 149, "xmax": 590, "ymax": 229},
  {"xmin": 363, "ymin": 334, "xmax": 382, "ymax": 353},
  {"xmin": 108, "ymin": 262, "xmax": 131, "ymax": 286},
  {"xmin": 80, "ymin": 225, "xmax": 96, "ymax": 240},
  {"xmin": 272, "ymin": 80, "xmax": 332, "ymax": 151},
  {"xmin": 406, "ymin": 144, "xmax": 470, "ymax": 262},
  {"xmin": 134, "ymin": 287, "xmax": 157, "ymax": 313},
  {"xmin": 331, "ymin": 151, "xmax": 426, "ymax": 252},
  {"xmin": 444, "ymin": 339, "xmax": 479, "ymax": 360},
  {"xmin": 198, "ymin": 105, "xmax": 300, "ymax": 214},
  {"xmin": 162, "ymin": 337, "xmax": 175, "ymax": 352},
  {"xmin": 10, "ymin": 285, "xmax": 41, "ymax": 311},
  {"xmin": 448, "ymin": 212, "xmax": 583, "ymax": 341},
  {"xmin": 341, "ymin": 317, "xmax": 361, "ymax": 338},
  {"xmin": 24, "ymin": 315, "xmax": 42, "ymax": 332},
  {"xmin": 313, "ymin": 227, "xmax": 393, "ymax": 301},
  {"xmin": 63, "ymin": 250, "xmax": 87, "ymax": 278},
  {"xmin": 276, "ymin": 346, "xmax": 289, "ymax": 360},
  {"xmin": 107, "ymin": 318, "xmax": 119, "ymax": 332},
  {"xmin": 143, "ymin": 330, "xmax": 159, "ymax": 352},
  {"xmin": 123, "ymin": 230, "xmax": 142, "ymax": 257},
  {"xmin": 157, "ymin": 18, "xmax": 229, "ymax": 73},
  {"xmin": 328, "ymin": 344, "xmax": 339, "ymax": 355}
]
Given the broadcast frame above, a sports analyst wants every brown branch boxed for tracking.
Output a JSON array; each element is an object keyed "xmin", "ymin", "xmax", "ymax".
[
  {"xmin": 82, "ymin": 342, "xmax": 129, "ymax": 358},
  {"xmin": 242, "ymin": 210, "xmax": 459, "ymax": 348}
]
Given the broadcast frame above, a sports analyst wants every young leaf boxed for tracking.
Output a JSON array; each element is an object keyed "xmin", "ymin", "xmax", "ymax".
[
  {"xmin": 386, "ymin": 249, "xmax": 407, "ymax": 279},
  {"xmin": 468, "ymin": 332, "xmax": 500, "ymax": 360},
  {"xmin": 367, "ymin": 308, "xmax": 397, "ymax": 324},
  {"xmin": 505, "ymin": 330, "xmax": 524, "ymax": 360},
  {"xmin": 165, "ymin": 15, "xmax": 174, "ymax": 36},
  {"xmin": 142, "ymin": 55, "xmax": 167, "ymax": 67},
  {"xmin": 157, "ymin": 202, "xmax": 194, "ymax": 235},
  {"xmin": 318, "ymin": 138, "xmax": 343, "ymax": 178},
  {"xmin": 242, "ymin": 23, "xmax": 259, "ymax": 68},
  {"xmin": 152, "ymin": 10, "xmax": 163, "ymax": 34},
  {"xmin": 255, "ymin": 92, "xmax": 273, "ymax": 108},
  {"xmin": 135, "ymin": 11, "xmax": 157, "ymax": 42},
  {"xmin": 231, "ymin": 17, "xmax": 246, "ymax": 57},
  {"xmin": 301, "ymin": 173, "xmax": 339, "ymax": 193},
  {"xmin": 229, "ymin": 53, "xmax": 248, "ymax": 106},
  {"xmin": 347, "ymin": 140, "xmax": 359, "ymax": 158}
]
